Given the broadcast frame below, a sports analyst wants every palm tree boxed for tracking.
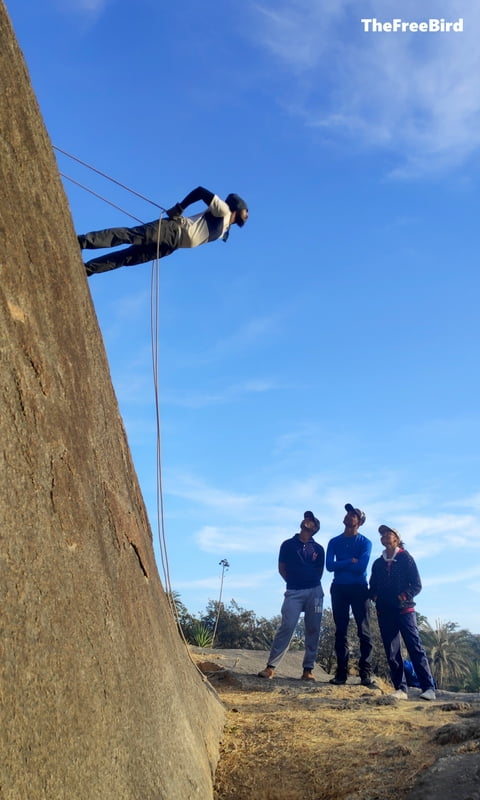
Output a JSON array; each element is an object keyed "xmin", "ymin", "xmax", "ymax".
[
  {"xmin": 463, "ymin": 660, "xmax": 480, "ymax": 693},
  {"xmin": 420, "ymin": 619, "xmax": 470, "ymax": 689}
]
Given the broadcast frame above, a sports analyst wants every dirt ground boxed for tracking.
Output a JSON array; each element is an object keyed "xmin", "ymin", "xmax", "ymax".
[{"xmin": 189, "ymin": 648, "xmax": 480, "ymax": 800}]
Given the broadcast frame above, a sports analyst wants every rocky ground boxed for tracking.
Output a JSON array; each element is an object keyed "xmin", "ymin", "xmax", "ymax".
[{"xmin": 190, "ymin": 648, "xmax": 480, "ymax": 800}]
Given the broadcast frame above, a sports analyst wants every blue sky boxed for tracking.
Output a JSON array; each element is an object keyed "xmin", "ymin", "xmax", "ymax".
[{"xmin": 9, "ymin": 0, "xmax": 480, "ymax": 634}]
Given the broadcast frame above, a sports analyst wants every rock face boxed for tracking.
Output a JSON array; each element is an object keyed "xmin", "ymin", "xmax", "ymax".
[{"xmin": 0, "ymin": 4, "xmax": 224, "ymax": 798}]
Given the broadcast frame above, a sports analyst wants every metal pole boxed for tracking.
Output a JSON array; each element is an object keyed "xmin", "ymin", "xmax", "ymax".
[{"xmin": 211, "ymin": 559, "xmax": 230, "ymax": 647}]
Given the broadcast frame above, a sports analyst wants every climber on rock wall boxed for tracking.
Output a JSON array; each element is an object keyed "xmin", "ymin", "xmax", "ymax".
[{"xmin": 77, "ymin": 186, "xmax": 248, "ymax": 276}]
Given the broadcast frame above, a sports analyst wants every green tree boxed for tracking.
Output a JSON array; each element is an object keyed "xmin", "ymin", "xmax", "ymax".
[
  {"xmin": 463, "ymin": 660, "xmax": 480, "ymax": 693},
  {"xmin": 201, "ymin": 599, "xmax": 263, "ymax": 649},
  {"xmin": 167, "ymin": 591, "xmax": 205, "ymax": 643},
  {"xmin": 316, "ymin": 609, "xmax": 336, "ymax": 674},
  {"xmin": 420, "ymin": 619, "xmax": 471, "ymax": 689}
]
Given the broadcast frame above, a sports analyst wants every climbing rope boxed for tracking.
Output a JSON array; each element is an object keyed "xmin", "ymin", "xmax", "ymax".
[
  {"xmin": 56, "ymin": 147, "xmax": 184, "ymax": 630},
  {"xmin": 58, "ymin": 146, "xmax": 219, "ymax": 679},
  {"xmin": 150, "ymin": 229, "xmax": 210, "ymax": 670},
  {"xmin": 54, "ymin": 145, "xmax": 166, "ymax": 211},
  {"xmin": 59, "ymin": 172, "xmax": 144, "ymax": 223},
  {"xmin": 150, "ymin": 221, "xmax": 175, "ymax": 605}
]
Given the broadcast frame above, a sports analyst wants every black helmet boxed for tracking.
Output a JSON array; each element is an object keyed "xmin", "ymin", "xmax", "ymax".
[{"xmin": 225, "ymin": 193, "xmax": 248, "ymax": 213}]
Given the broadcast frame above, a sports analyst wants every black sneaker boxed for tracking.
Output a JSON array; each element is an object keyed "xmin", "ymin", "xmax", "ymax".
[
  {"xmin": 360, "ymin": 676, "xmax": 376, "ymax": 687},
  {"xmin": 329, "ymin": 675, "xmax": 347, "ymax": 685}
]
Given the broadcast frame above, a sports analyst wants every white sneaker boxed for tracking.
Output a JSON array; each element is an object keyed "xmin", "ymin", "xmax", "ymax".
[
  {"xmin": 419, "ymin": 688, "xmax": 436, "ymax": 701},
  {"xmin": 390, "ymin": 689, "xmax": 408, "ymax": 700}
]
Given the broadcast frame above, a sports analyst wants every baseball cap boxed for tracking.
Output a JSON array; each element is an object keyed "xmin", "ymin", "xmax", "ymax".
[
  {"xmin": 303, "ymin": 510, "xmax": 320, "ymax": 533},
  {"xmin": 344, "ymin": 503, "xmax": 366, "ymax": 526},
  {"xmin": 378, "ymin": 524, "xmax": 401, "ymax": 537}
]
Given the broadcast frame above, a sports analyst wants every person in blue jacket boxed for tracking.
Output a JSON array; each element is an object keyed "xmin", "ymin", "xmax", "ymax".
[
  {"xmin": 326, "ymin": 503, "xmax": 374, "ymax": 686},
  {"xmin": 258, "ymin": 511, "xmax": 324, "ymax": 681}
]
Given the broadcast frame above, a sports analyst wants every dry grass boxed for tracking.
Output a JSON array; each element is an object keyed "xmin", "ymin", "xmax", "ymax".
[{"xmin": 210, "ymin": 679, "xmax": 468, "ymax": 800}]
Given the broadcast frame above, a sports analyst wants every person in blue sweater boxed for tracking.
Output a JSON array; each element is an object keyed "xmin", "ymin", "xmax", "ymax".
[
  {"xmin": 326, "ymin": 503, "xmax": 374, "ymax": 686},
  {"xmin": 258, "ymin": 511, "xmax": 324, "ymax": 681},
  {"xmin": 369, "ymin": 524, "xmax": 436, "ymax": 701}
]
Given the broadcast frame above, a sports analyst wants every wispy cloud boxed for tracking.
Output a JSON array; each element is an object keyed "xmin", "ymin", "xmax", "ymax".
[
  {"xmin": 175, "ymin": 569, "xmax": 275, "ymax": 591},
  {"xmin": 251, "ymin": 0, "xmax": 480, "ymax": 175},
  {"xmin": 165, "ymin": 467, "xmax": 480, "ymax": 628},
  {"xmin": 423, "ymin": 565, "xmax": 480, "ymax": 588},
  {"xmin": 390, "ymin": 513, "xmax": 478, "ymax": 556},
  {"xmin": 166, "ymin": 467, "xmax": 480, "ymax": 563},
  {"xmin": 57, "ymin": 0, "xmax": 109, "ymax": 12},
  {"xmin": 52, "ymin": 0, "xmax": 109, "ymax": 15},
  {"xmin": 196, "ymin": 525, "xmax": 285, "ymax": 553},
  {"xmin": 445, "ymin": 492, "xmax": 480, "ymax": 512},
  {"xmin": 167, "ymin": 474, "xmax": 256, "ymax": 512},
  {"xmin": 164, "ymin": 378, "xmax": 280, "ymax": 408},
  {"xmin": 176, "ymin": 314, "xmax": 283, "ymax": 368}
]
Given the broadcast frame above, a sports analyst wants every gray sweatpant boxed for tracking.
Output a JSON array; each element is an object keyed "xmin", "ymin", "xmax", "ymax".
[{"xmin": 267, "ymin": 585, "xmax": 324, "ymax": 671}]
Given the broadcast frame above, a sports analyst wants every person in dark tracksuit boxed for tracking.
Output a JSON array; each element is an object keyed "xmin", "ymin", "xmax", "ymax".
[
  {"xmin": 369, "ymin": 524, "xmax": 436, "ymax": 701},
  {"xmin": 77, "ymin": 187, "xmax": 248, "ymax": 276},
  {"xmin": 326, "ymin": 503, "xmax": 374, "ymax": 686}
]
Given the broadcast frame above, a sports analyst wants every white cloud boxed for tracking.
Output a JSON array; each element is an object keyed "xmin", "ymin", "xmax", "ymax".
[
  {"xmin": 164, "ymin": 377, "xmax": 280, "ymax": 408},
  {"xmin": 166, "ymin": 467, "xmax": 480, "ymax": 569},
  {"xmin": 167, "ymin": 474, "xmax": 256, "ymax": 511},
  {"xmin": 175, "ymin": 569, "xmax": 275, "ymax": 591},
  {"xmin": 177, "ymin": 314, "xmax": 283, "ymax": 368},
  {"xmin": 384, "ymin": 513, "xmax": 476, "ymax": 551},
  {"xmin": 164, "ymin": 466, "xmax": 480, "ymax": 629},
  {"xmin": 56, "ymin": 0, "xmax": 109, "ymax": 13},
  {"xmin": 251, "ymin": 0, "xmax": 480, "ymax": 174},
  {"xmin": 422, "ymin": 565, "xmax": 480, "ymax": 587},
  {"xmin": 445, "ymin": 492, "xmax": 480, "ymax": 512},
  {"xmin": 196, "ymin": 524, "xmax": 285, "ymax": 553}
]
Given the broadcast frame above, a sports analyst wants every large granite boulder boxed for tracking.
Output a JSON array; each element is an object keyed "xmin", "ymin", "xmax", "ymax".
[{"xmin": 0, "ymin": 3, "xmax": 224, "ymax": 797}]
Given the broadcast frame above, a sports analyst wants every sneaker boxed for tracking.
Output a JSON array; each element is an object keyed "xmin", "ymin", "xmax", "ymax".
[
  {"xmin": 301, "ymin": 669, "xmax": 315, "ymax": 681},
  {"xmin": 390, "ymin": 689, "xmax": 408, "ymax": 700},
  {"xmin": 257, "ymin": 666, "xmax": 275, "ymax": 679},
  {"xmin": 360, "ymin": 676, "xmax": 377, "ymax": 687},
  {"xmin": 419, "ymin": 688, "xmax": 436, "ymax": 701},
  {"xmin": 329, "ymin": 675, "xmax": 347, "ymax": 685}
]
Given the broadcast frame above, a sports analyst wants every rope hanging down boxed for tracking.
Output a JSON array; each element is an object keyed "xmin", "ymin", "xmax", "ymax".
[
  {"xmin": 151, "ymin": 225, "xmax": 203, "ymax": 666},
  {"xmin": 151, "ymin": 220, "xmax": 174, "ymax": 602},
  {"xmin": 57, "ymin": 145, "xmax": 180, "ymax": 624},
  {"xmin": 60, "ymin": 145, "xmax": 217, "ymax": 674}
]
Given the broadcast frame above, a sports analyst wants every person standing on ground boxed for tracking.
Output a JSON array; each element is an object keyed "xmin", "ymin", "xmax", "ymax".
[
  {"xmin": 326, "ymin": 503, "xmax": 374, "ymax": 686},
  {"xmin": 369, "ymin": 524, "xmax": 436, "ymax": 701},
  {"xmin": 77, "ymin": 186, "xmax": 248, "ymax": 276},
  {"xmin": 258, "ymin": 511, "xmax": 325, "ymax": 681}
]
